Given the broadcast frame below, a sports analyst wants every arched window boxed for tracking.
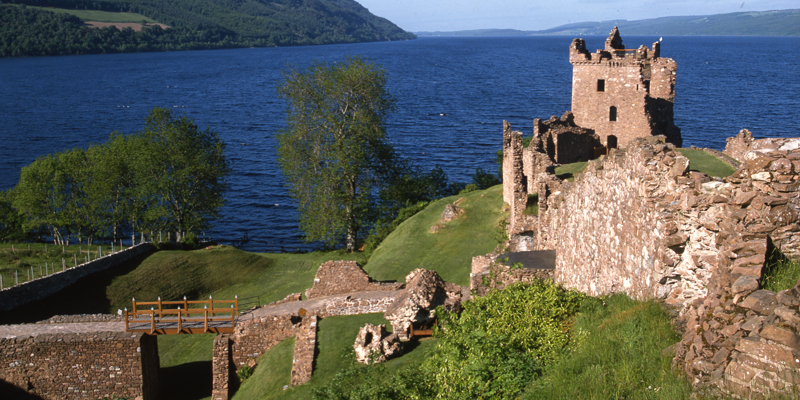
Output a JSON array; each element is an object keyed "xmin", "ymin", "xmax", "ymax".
[
  {"xmin": 607, "ymin": 135, "xmax": 618, "ymax": 149},
  {"xmin": 609, "ymin": 106, "xmax": 617, "ymax": 122}
]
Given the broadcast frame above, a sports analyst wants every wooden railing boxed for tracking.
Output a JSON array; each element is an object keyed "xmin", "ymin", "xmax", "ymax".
[{"xmin": 125, "ymin": 296, "xmax": 239, "ymax": 335}]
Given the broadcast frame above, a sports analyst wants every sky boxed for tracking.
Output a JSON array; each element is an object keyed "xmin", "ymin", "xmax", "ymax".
[{"xmin": 354, "ymin": 0, "xmax": 799, "ymax": 32}]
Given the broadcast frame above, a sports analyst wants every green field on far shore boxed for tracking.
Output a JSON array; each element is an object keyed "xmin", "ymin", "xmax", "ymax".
[{"xmin": 25, "ymin": 5, "xmax": 158, "ymax": 23}]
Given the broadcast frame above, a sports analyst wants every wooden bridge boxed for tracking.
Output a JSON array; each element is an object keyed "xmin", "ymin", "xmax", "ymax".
[{"xmin": 125, "ymin": 296, "xmax": 239, "ymax": 335}]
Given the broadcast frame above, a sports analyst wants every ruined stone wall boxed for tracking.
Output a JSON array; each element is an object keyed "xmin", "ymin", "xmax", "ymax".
[
  {"xmin": 305, "ymin": 260, "xmax": 403, "ymax": 299},
  {"xmin": 531, "ymin": 112, "xmax": 601, "ymax": 164},
  {"xmin": 0, "ymin": 243, "xmax": 155, "ymax": 311},
  {"xmin": 470, "ymin": 255, "xmax": 554, "ymax": 296},
  {"xmin": 502, "ymin": 121, "xmax": 533, "ymax": 236},
  {"xmin": 535, "ymin": 133, "xmax": 800, "ymax": 396},
  {"xmin": 538, "ymin": 138, "xmax": 683, "ymax": 302},
  {"xmin": 316, "ymin": 295, "xmax": 396, "ymax": 317},
  {"xmin": 290, "ymin": 316, "xmax": 317, "ymax": 386},
  {"xmin": 0, "ymin": 332, "xmax": 159, "ymax": 400}
]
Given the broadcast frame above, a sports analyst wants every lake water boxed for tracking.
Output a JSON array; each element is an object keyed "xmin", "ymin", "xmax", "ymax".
[{"xmin": 1, "ymin": 35, "xmax": 799, "ymax": 252}]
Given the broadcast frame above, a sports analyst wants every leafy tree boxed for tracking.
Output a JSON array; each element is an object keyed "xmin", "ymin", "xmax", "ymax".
[
  {"xmin": 0, "ymin": 190, "xmax": 29, "ymax": 242},
  {"xmin": 277, "ymin": 56, "xmax": 397, "ymax": 251},
  {"xmin": 11, "ymin": 153, "xmax": 72, "ymax": 244},
  {"xmin": 131, "ymin": 107, "xmax": 230, "ymax": 241}
]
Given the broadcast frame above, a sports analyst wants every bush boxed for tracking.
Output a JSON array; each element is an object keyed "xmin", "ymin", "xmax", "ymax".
[
  {"xmin": 181, "ymin": 232, "xmax": 200, "ymax": 249},
  {"xmin": 472, "ymin": 168, "xmax": 500, "ymax": 190},
  {"xmin": 459, "ymin": 183, "xmax": 478, "ymax": 195},
  {"xmin": 236, "ymin": 365, "xmax": 254, "ymax": 382}
]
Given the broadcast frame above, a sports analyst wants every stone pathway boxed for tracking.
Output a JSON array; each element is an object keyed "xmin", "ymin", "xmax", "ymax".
[
  {"xmin": 240, "ymin": 290, "xmax": 402, "ymax": 321},
  {"xmin": 0, "ymin": 322, "xmax": 125, "ymax": 339}
]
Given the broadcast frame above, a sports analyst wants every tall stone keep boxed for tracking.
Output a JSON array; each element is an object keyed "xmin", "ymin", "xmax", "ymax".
[{"xmin": 569, "ymin": 27, "xmax": 681, "ymax": 149}]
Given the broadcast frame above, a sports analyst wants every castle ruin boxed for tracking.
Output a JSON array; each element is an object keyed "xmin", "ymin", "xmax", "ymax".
[
  {"xmin": 570, "ymin": 27, "xmax": 681, "ymax": 149},
  {"xmin": 493, "ymin": 27, "xmax": 800, "ymax": 398}
]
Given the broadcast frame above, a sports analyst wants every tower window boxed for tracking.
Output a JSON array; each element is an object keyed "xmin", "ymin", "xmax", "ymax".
[
  {"xmin": 644, "ymin": 80, "xmax": 650, "ymax": 93},
  {"xmin": 597, "ymin": 79, "xmax": 605, "ymax": 92},
  {"xmin": 609, "ymin": 106, "xmax": 617, "ymax": 122}
]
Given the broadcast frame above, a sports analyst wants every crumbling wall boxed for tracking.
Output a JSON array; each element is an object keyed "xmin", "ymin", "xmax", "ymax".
[
  {"xmin": 531, "ymin": 112, "xmax": 601, "ymax": 164},
  {"xmin": 305, "ymin": 260, "xmax": 403, "ymax": 299},
  {"xmin": 0, "ymin": 332, "xmax": 159, "ymax": 400},
  {"xmin": 538, "ymin": 137, "xmax": 684, "ymax": 302},
  {"xmin": 384, "ymin": 269, "xmax": 466, "ymax": 340},
  {"xmin": 0, "ymin": 243, "xmax": 155, "ymax": 311},
  {"xmin": 535, "ymin": 133, "xmax": 800, "ymax": 396}
]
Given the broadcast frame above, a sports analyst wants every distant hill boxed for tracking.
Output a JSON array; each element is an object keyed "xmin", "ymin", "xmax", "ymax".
[
  {"xmin": 1, "ymin": 0, "xmax": 415, "ymax": 57},
  {"xmin": 417, "ymin": 9, "xmax": 800, "ymax": 37}
]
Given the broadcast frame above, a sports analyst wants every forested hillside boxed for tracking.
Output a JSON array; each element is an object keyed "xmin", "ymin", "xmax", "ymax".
[{"xmin": 0, "ymin": 0, "xmax": 415, "ymax": 57}]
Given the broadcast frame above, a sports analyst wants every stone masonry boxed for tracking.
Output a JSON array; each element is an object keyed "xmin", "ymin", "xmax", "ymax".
[
  {"xmin": 570, "ymin": 27, "xmax": 681, "ymax": 148},
  {"xmin": 305, "ymin": 260, "xmax": 404, "ymax": 299},
  {"xmin": 0, "ymin": 330, "xmax": 159, "ymax": 400},
  {"xmin": 520, "ymin": 133, "xmax": 800, "ymax": 397}
]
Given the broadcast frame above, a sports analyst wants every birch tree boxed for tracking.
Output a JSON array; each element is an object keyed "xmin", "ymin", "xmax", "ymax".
[{"xmin": 276, "ymin": 57, "xmax": 397, "ymax": 251}]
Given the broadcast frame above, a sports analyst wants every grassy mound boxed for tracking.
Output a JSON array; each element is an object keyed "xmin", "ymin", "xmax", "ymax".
[
  {"xmin": 677, "ymin": 149, "xmax": 736, "ymax": 178},
  {"xmin": 523, "ymin": 294, "xmax": 691, "ymax": 399},
  {"xmin": 365, "ymin": 185, "xmax": 505, "ymax": 287}
]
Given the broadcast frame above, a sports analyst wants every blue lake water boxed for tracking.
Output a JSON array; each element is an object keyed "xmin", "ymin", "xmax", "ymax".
[{"xmin": 1, "ymin": 35, "xmax": 799, "ymax": 252}]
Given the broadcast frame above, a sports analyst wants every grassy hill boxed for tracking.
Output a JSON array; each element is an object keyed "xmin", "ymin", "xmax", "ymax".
[
  {"xmin": 417, "ymin": 8, "xmax": 800, "ymax": 37},
  {"xmin": 365, "ymin": 185, "xmax": 505, "ymax": 287}
]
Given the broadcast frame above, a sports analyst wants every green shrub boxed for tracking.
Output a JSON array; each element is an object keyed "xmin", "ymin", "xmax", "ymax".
[
  {"xmin": 459, "ymin": 183, "xmax": 478, "ymax": 195},
  {"xmin": 237, "ymin": 365, "xmax": 254, "ymax": 382},
  {"xmin": 472, "ymin": 168, "xmax": 500, "ymax": 190},
  {"xmin": 181, "ymin": 232, "xmax": 200, "ymax": 249},
  {"xmin": 762, "ymin": 254, "xmax": 800, "ymax": 292}
]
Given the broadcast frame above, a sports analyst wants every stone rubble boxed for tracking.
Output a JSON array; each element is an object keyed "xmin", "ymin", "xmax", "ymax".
[{"xmin": 353, "ymin": 323, "xmax": 401, "ymax": 364}]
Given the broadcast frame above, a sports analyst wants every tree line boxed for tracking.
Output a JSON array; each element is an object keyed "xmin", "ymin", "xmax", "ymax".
[{"xmin": 0, "ymin": 108, "xmax": 230, "ymax": 245}]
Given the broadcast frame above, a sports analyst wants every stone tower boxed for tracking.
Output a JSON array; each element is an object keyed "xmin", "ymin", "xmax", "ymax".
[{"xmin": 569, "ymin": 27, "xmax": 681, "ymax": 149}]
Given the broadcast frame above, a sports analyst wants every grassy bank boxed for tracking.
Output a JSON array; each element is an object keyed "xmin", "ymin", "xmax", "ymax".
[
  {"xmin": 523, "ymin": 294, "xmax": 692, "ymax": 399},
  {"xmin": 677, "ymin": 148, "xmax": 736, "ymax": 178},
  {"xmin": 365, "ymin": 185, "xmax": 505, "ymax": 286}
]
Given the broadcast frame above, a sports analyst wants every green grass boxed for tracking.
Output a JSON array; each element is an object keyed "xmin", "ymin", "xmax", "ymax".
[
  {"xmin": 0, "ymin": 242, "xmax": 117, "ymax": 290},
  {"xmin": 677, "ymin": 149, "xmax": 736, "ymax": 178},
  {"xmin": 554, "ymin": 161, "xmax": 588, "ymax": 181},
  {"xmin": 523, "ymin": 294, "xmax": 692, "ymax": 400},
  {"xmin": 364, "ymin": 185, "xmax": 505, "ymax": 286},
  {"xmin": 524, "ymin": 193, "xmax": 539, "ymax": 216},
  {"xmin": 158, "ymin": 334, "xmax": 217, "ymax": 400},
  {"xmin": 26, "ymin": 6, "xmax": 158, "ymax": 23},
  {"xmin": 233, "ymin": 313, "xmax": 436, "ymax": 400},
  {"xmin": 762, "ymin": 256, "xmax": 800, "ymax": 292},
  {"xmin": 232, "ymin": 338, "xmax": 296, "ymax": 399},
  {"xmin": 102, "ymin": 246, "xmax": 361, "ymax": 311}
]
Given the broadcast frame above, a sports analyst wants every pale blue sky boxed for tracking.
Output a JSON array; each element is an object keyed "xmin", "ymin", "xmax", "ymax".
[{"xmin": 356, "ymin": 0, "xmax": 799, "ymax": 32}]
